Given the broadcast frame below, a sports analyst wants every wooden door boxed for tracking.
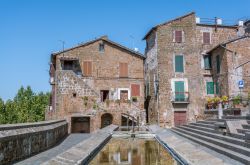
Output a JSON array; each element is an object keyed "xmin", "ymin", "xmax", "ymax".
[{"xmin": 174, "ymin": 111, "xmax": 186, "ymax": 126}]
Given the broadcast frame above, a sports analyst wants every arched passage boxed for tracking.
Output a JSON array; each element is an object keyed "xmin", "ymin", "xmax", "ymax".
[{"xmin": 101, "ymin": 113, "xmax": 113, "ymax": 128}]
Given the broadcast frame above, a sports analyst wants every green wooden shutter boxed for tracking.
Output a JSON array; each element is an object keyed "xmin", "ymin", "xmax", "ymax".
[
  {"xmin": 204, "ymin": 55, "xmax": 211, "ymax": 69},
  {"xmin": 175, "ymin": 81, "xmax": 185, "ymax": 101},
  {"xmin": 175, "ymin": 55, "xmax": 184, "ymax": 72},
  {"xmin": 206, "ymin": 82, "xmax": 214, "ymax": 94}
]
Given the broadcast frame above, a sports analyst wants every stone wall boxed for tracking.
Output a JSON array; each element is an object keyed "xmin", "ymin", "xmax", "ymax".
[{"xmin": 0, "ymin": 120, "xmax": 68, "ymax": 164}]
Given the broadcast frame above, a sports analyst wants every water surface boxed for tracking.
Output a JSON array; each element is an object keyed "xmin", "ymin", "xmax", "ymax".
[{"xmin": 89, "ymin": 138, "xmax": 178, "ymax": 165}]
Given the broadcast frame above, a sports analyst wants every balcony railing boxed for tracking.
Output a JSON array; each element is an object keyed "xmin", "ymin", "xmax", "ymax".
[{"xmin": 171, "ymin": 92, "xmax": 189, "ymax": 103}]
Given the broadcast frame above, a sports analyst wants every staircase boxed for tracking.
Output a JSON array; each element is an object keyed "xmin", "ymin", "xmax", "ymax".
[{"xmin": 172, "ymin": 118, "xmax": 250, "ymax": 164}]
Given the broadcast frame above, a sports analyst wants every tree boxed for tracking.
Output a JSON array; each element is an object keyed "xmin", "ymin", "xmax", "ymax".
[
  {"xmin": 0, "ymin": 97, "xmax": 5, "ymax": 124},
  {"xmin": 0, "ymin": 86, "xmax": 50, "ymax": 124}
]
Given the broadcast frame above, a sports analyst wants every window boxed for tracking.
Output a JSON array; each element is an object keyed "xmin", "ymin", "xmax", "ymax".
[
  {"xmin": 120, "ymin": 90, "xmax": 128, "ymax": 101},
  {"xmin": 99, "ymin": 43, "xmax": 105, "ymax": 52},
  {"xmin": 204, "ymin": 55, "xmax": 212, "ymax": 69},
  {"xmin": 63, "ymin": 60, "xmax": 74, "ymax": 70},
  {"xmin": 131, "ymin": 84, "xmax": 140, "ymax": 97},
  {"xmin": 216, "ymin": 55, "xmax": 220, "ymax": 73},
  {"xmin": 206, "ymin": 82, "xmax": 214, "ymax": 94},
  {"xmin": 175, "ymin": 55, "xmax": 184, "ymax": 73},
  {"xmin": 100, "ymin": 90, "xmax": 109, "ymax": 102},
  {"xmin": 119, "ymin": 63, "xmax": 128, "ymax": 77},
  {"xmin": 203, "ymin": 32, "xmax": 211, "ymax": 44},
  {"xmin": 175, "ymin": 30, "xmax": 183, "ymax": 43},
  {"xmin": 175, "ymin": 81, "xmax": 185, "ymax": 101},
  {"xmin": 83, "ymin": 61, "xmax": 92, "ymax": 76}
]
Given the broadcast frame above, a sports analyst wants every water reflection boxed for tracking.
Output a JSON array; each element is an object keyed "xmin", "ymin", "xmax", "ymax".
[{"xmin": 89, "ymin": 138, "xmax": 179, "ymax": 165}]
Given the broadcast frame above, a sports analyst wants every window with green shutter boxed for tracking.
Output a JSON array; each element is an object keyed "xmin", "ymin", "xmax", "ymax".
[
  {"xmin": 206, "ymin": 82, "xmax": 214, "ymax": 94},
  {"xmin": 216, "ymin": 55, "xmax": 220, "ymax": 73},
  {"xmin": 175, "ymin": 81, "xmax": 185, "ymax": 101},
  {"xmin": 204, "ymin": 55, "xmax": 212, "ymax": 69},
  {"xmin": 175, "ymin": 55, "xmax": 184, "ymax": 72}
]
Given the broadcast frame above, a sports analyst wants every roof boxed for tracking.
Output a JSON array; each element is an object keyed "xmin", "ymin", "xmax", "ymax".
[
  {"xmin": 143, "ymin": 12, "xmax": 195, "ymax": 40},
  {"xmin": 143, "ymin": 12, "xmax": 239, "ymax": 40},
  {"xmin": 52, "ymin": 36, "xmax": 145, "ymax": 59},
  {"xmin": 207, "ymin": 35, "xmax": 250, "ymax": 54}
]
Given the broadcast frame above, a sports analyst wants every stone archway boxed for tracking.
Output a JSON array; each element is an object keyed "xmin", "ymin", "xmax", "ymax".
[{"xmin": 101, "ymin": 113, "xmax": 113, "ymax": 128}]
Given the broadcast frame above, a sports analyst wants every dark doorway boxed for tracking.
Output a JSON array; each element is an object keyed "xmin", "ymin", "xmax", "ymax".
[
  {"xmin": 101, "ymin": 113, "xmax": 113, "ymax": 128},
  {"xmin": 100, "ymin": 90, "xmax": 109, "ymax": 102},
  {"xmin": 174, "ymin": 111, "xmax": 186, "ymax": 127},
  {"xmin": 71, "ymin": 117, "xmax": 90, "ymax": 133}
]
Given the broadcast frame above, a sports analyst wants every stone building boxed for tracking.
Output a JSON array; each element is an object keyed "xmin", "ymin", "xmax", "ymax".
[
  {"xmin": 47, "ymin": 36, "xmax": 145, "ymax": 133},
  {"xmin": 144, "ymin": 12, "xmax": 245, "ymax": 127},
  {"xmin": 208, "ymin": 29, "xmax": 250, "ymax": 100}
]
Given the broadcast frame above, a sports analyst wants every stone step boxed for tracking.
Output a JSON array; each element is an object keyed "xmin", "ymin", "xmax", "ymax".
[
  {"xmin": 242, "ymin": 124, "xmax": 250, "ymax": 129},
  {"xmin": 171, "ymin": 128, "xmax": 250, "ymax": 165},
  {"xmin": 190, "ymin": 122, "xmax": 215, "ymax": 129},
  {"xmin": 237, "ymin": 128, "xmax": 250, "ymax": 134},
  {"xmin": 184, "ymin": 124, "xmax": 219, "ymax": 134},
  {"xmin": 207, "ymin": 118, "xmax": 226, "ymax": 122},
  {"xmin": 228, "ymin": 132, "xmax": 246, "ymax": 140},
  {"xmin": 174, "ymin": 127, "xmax": 250, "ymax": 157},
  {"xmin": 197, "ymin": 120, "xmax": 217, "ymax": 124},
  {"xmin": 179, "ymin": 125, "xmax": 250, "ymax": 148}
]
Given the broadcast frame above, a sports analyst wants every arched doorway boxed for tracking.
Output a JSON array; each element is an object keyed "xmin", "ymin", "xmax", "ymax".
[{"xmin": 101, "ymin": 113, "xmax": 113, "ymax": 128}]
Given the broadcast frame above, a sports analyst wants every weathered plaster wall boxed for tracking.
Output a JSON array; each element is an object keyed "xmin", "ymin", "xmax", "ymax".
[{"xmin": 0, "ymin": 120, "xmax": 68, "ymax": 165}]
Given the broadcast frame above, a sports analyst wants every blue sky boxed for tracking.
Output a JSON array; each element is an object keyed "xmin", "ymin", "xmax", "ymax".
[{"xmin": 0, "ymin": 0, "xmax": 250, "ymax": 101}]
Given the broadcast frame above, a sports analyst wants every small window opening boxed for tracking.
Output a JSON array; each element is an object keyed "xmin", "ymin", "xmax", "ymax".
[
  {"xmin": 99, "ymin": 43, "xmax": 105, "ymax": 52},
  {"xmin": 73, "ymin": 93, "xmax": 77, "ymax": 97},
  {"xmin": 63, "ymin": 60, "xmax": 74, "ymax": 70}
]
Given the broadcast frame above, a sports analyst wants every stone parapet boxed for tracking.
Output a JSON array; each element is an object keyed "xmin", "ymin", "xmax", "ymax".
[{"xmin": 0, "ymin": 120, "xmax": 68, "ymax": 164}]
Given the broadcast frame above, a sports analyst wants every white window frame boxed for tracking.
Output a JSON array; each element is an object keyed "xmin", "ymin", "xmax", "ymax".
[{"xmin": 117, "ymin": 88, "xmax": 131, "ymax": 100}]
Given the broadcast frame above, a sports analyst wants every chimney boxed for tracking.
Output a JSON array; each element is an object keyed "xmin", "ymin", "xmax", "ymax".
[
  {"xmin": 238, "ymin": 21, "xmax": 244, "ymax": 27},
  {"xmin": 216, "ymin": 18, "xmax": 222, "ymax": 25},
  {"xmin": 196, "ymin": 17, "xmax": 200, "ymax": 24}
]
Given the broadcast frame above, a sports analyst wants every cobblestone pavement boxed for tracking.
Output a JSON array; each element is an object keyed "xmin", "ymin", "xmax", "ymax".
[{"xmin": 15, "ymin": 134, "xmax": 91, "ymax": 165}]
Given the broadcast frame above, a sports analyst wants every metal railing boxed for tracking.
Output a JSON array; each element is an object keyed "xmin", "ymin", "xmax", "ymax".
[{"xmin": 171, "ymin": 92, "xmax": 189, "ymax": 102}]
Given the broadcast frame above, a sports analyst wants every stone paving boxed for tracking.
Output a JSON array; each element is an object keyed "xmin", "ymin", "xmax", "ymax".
[
  {"xmin": 15, "ymin": 134, "xmax": 91, "ymax": 165},
  {"xmin": 149, "ymin": 125, "xmax": 244, "ymax": 165}
]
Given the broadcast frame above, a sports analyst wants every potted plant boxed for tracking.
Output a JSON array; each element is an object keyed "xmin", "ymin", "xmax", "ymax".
[
  {"xmin": 233, "ymin": 95, "xmax": 241, "ymax": 108},
  {"xmin": 221, "ymin": 96, "xmax": 229, "ymax": 104},
  {"xmin": 132, "ymin": 96, "xmax": 138, "ymax": 102},
  {"xmin": 207, "ymin": 97, "xmax": 214, "ymax": 109}
]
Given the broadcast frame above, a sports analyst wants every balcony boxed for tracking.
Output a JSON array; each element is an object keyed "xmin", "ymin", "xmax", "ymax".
[{"xmin": 171, "ymin": 92, "xmax": 190, "ymax": 104}]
